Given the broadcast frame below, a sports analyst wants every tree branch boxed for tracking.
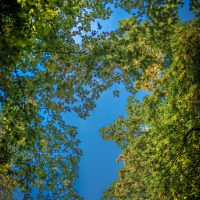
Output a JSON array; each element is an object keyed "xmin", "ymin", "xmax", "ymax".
[{"xmin": 183, "ymin": 127, "xmax": 200, "ymax": 145}]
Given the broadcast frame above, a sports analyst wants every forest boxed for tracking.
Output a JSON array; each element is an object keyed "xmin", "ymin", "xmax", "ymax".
[{"xmin": 0, "ymin": 0, "xmax": 199, "ymax": 199}]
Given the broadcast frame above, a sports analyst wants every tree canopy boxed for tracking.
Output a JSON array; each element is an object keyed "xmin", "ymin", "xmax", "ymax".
[
  {"xmin": 1, "ymin": 0, "xmax": 115, "ymax": 199},
  {"xmin": 99, "ymin": 1, "xmax": 200, "ymax": 199},
  {"xmin": 1, "ymin": 0, "xmax": 200, "ymax": 199}
]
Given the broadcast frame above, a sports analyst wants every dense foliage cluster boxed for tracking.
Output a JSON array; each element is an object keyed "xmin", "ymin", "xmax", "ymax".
[
  {"xmin": 0, "ymin": 0, "xmax": 114, "ymax": 199},
  {"xmin": 0, "ymin": 0, "xmax": 199, "ymax": 199},
  {"xmin": 99, "ymin": 1, "xmax": 200, "ymax": 199}
]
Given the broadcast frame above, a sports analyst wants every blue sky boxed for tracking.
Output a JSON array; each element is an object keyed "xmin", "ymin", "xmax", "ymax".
[
  {"xmin": 72, "ymin": 85, "xmax": 129, "ymax": 200},
  {"xmin": 71, "ymin": 7, "xmax": 131, "ymax": 200}
]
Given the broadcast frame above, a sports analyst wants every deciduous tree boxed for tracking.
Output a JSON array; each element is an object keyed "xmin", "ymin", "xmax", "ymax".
[{"xmin": 99, "ymin": 1, "xmax": 200, "ymax": 199}]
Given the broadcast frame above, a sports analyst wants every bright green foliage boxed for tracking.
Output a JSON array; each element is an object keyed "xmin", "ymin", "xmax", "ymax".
[
  {"xmin": 101, "ymin": 21, "xmax": 200, "ymax": 199},
  {"xmin": 1, "ymin": 0, "xmax": 112, "ymax": 65},
  {"xmin": 0, "ymin": 0, "xmax": 116, "ymax": 199},
  {"xmin": 99, "ymin": 1, "xmax": 200, "ymax": 200}
]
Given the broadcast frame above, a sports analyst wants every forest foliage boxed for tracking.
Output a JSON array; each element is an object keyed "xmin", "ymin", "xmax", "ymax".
[
  {"xmin": 0, "ymin": 0, "xmax": 200, "ymax": 199},
  {"xmin": 99, "ymin": 1, "xmax": 200, "ymax": 199},
  {"xmin": 1, "ymin": 0, "xmax": 114, "ymax": 199}
]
